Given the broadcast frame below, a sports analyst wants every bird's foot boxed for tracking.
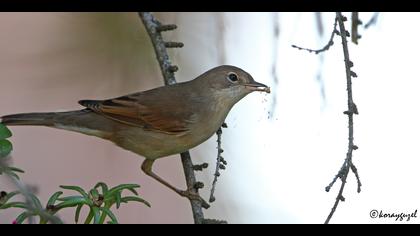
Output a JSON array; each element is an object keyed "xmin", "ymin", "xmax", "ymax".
[{"xmin": 178, "ymin": 189, "xmax": 210, "ymax": 209}]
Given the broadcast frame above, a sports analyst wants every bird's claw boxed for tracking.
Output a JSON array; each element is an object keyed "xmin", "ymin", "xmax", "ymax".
[{"xmin": 178, "ymin": 190, "xmax": 210, "ymax": 209}]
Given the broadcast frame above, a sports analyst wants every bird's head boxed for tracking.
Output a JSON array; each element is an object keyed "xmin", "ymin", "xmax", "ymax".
[{"xmin": 196, "ymin": 65, "xmax": 270, "ymax": 104}]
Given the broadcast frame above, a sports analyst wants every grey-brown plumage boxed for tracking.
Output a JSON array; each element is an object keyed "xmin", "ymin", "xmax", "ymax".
[{"xmin": 1, "ymin": 65, "xmax": 270, "ymax": 200}]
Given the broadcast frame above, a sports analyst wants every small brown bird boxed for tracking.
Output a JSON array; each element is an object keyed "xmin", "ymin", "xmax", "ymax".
[{"xmin": 1, "ymin": 65, "xmax": 270, "ymax": 201}]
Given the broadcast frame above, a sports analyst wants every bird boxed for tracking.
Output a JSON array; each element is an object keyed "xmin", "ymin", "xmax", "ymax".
[{"xmin": 1, "ymin": 65, "xmax": 270, "ymax": 204}]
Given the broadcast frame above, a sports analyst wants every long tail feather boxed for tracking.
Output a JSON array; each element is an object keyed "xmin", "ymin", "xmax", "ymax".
[
  {"xmin": 1, "ymin": 109, "xmax": 114, "ymax": 139},
  {"xmin": 1, "ymin": 112, "xmax": 57, "ymax": 126}
]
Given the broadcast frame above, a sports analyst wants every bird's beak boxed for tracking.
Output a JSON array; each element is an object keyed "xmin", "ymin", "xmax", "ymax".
[{"xmin": 244, "ymin": 81, "xmax": 271, "ymax": 93}]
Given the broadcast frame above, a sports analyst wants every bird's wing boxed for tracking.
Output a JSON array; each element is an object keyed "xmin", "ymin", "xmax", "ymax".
[{"xmin": 79, "ymin": 91, "xmax": 195, "ymax": 135}]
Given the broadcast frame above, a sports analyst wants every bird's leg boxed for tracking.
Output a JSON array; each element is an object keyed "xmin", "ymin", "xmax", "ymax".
[{"xmin": 141, "ymin": 159, "xmax": 209, "ymax": 208}]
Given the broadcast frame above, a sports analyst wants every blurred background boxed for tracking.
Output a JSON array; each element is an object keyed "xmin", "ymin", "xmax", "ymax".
[{"xmin": 1, "ymin": 12, "xmax": 419, "ymax": 224}]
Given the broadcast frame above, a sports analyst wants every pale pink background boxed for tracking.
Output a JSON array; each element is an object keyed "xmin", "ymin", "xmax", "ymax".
[{"xmin": 0, "ymin": 12, "xmax": 195, "ymax": 224}]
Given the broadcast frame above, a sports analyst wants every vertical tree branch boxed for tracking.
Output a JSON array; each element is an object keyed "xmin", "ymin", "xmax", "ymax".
[
  {"xmin": 180, "ymin": 151, "xmax": 205, "ymax": 224},
  {"xmin": 324, "ymin": 12, "xmax": 361, "ymax": 224},
  {"xmin": 138, "ymin": 12, "xmax": 205, "ymax": 224},
  {"xmin": 138, "ymin": 12, "xmax": 177, "ymax": 86}
]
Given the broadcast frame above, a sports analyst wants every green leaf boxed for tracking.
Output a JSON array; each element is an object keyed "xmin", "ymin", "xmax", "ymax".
[
  {"xmin": 75, "ymin": 204, "xmax": 83, "ymax": 223},
  {"xmin": 1, "ymin": 191, "xmax": 20, "ymax": 203},
  {"xmin": 56, "ymin": 196, "xmax": 89, "ymax": 209},
  {"xmin": 0, "ymin": 139, "xmax": 12, "ymax": 158},
  {"xmin": 59, "ymin": 185, "xmax": 89, "ymax": 199},
  {"xmin": 125, "ymin": 187, "xmax": 139, "ymax": 196},
  {"xmin": 3, "ymin": 169, "xmax": 20, "ymax": 180},
  {"xmin": 7, "ymin": 166, "xmax": 24, "ymax": 173},
  {"xmin": 84, "ymin": 209, "xmax": 94, "ymax": 224},
  {"xmin": 89, "ymin": 188, "xmax": 100, "ymax": 200},
  {"xmin": 0, "ymin": 123, "xmax": 12, "ymax": 139},
  {"xmin": 92, "ymin": 207, "xmax": 101, "ymax": 224},
  {"xmin": 55, "ymin": 201, "xmax": 84, "ymax": 210},
  {"xmin": 39, "ymin": 214, "xmax": 63, "ymax": 224},
  {"xmin": 108, "ymin": 184, "xmax": 140, "ymax": 196},
  {"xmin": 0, "ymin": 201, "xmax": 29, "ymax": 210},
  {"xmin": 120, "ymin": 196, "xmax": 151, "ymax": 208},
  {"xmin": 32, "ymin": 207, "xmax": 61, "ymax": 224},
  {"xmin": 100, "ymin": 207, "xmax": 118, "ymax": 224},
  {"xmin": 47, "ymin": 191, "xmax": 63, "ymax": 206},
  {"xmin": 28, "ymin": 193, "xmax": 43, "ymax": 210},
  {"xmin": 39, "ymin": 213, "xmax": 63, "ymax": 224},
  {"xmin": 58, "ymin": 196, "xmax": 85, "ymax": 202},
  {"xmin": 94, "ymin": 182, "xmax": 108, "ymax": 195},
  {"xmin": 115, "ymin": 192, "xmax": 121, "ymax": 209},
  {"xmin": 15, "ymin": 211, "xmax": 36, "ymax": 224}
]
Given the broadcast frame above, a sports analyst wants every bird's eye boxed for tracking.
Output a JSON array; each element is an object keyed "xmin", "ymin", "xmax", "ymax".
[{"xmin": 227, "ymin": 72, "xmax": 239, "ymax": 83}]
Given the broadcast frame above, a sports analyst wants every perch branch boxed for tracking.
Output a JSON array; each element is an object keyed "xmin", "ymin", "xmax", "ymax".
[
  {"xmin": 324, "ymin": 12, "xmax": 362, "ymax": 224},
  {"xmin": 138, "ymin": 12, "xmax": 206, "ymax": 224},
  {"xmin": 138, "ymin": 12, "xmax": 177, "ymax": 86}
]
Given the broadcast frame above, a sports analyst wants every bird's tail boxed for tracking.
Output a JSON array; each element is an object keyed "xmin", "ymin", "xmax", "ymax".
[
  {"xmin": 0, "ymin": 110, "xmax": 92, "ymax": 127},
  {"xmin": 1, "ymin": 112, "xmax": 58, "ymax": 126},
  {"xmin": 1, "ymin": 109, "xmax": 115, "ymax": 139}
]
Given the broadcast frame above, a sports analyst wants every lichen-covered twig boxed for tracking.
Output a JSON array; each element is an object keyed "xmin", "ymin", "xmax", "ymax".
[
  {"xmin": 209, "ymin": 124, "xmax": 228, "ymax": 203},
  {"xmin": 138, "ymin": 12, "xmax": 178, "ymax": 86},
  {"xmin": 138, "ymin": 12, "xmax": 206, "ymax": 224}
]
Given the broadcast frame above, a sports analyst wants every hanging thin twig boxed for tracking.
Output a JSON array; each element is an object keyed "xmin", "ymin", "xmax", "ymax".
[
  {"xmin": 324, "ymin": 12, "xmax": 361, "ymax": 224},
  {"xmin": 209, "ymin": 124, "xmax": 228, "ymax": 203},
  {"xmin": 292, "ymin": 17, "xmax": 338, "ymax": 54}
]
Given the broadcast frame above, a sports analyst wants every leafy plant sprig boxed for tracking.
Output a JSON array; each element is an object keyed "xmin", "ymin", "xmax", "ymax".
[
  {"xmin": 56, "ymin": 182, "xmax": 151, "ymax": 224},
  {"xmin": 0, "ymin": 124, "xmax": 24, "ymax": 180},
  {"xmin": 1, "ymin": 123, "xmax": 150, "ymax": 224}
]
